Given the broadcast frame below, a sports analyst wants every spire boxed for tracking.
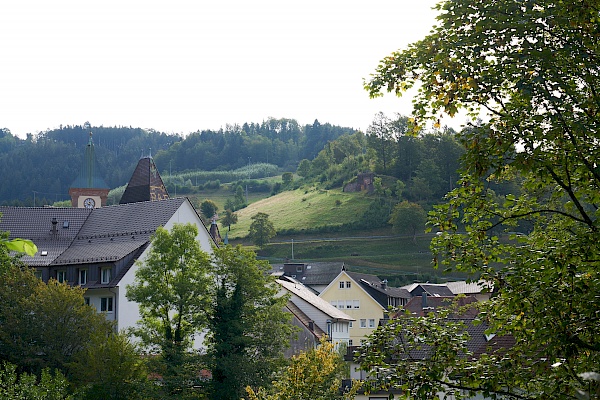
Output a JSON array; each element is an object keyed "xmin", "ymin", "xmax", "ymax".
[
  {"xmin": 120, "ymin": 156, "xmax": 169, "ymax": 204},
  {"xmin": 70, "ymin": 132, "xmax": 109, "ymax": 189}
]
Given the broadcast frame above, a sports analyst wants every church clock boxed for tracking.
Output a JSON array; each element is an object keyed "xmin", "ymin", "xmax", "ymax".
[{"xmin": 83, "ymin": 198, "xmax": 96, "ymax": 208}]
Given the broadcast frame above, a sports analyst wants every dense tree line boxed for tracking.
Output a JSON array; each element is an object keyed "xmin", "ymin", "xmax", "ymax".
[{"xmin": 0, "ymin": 119, "xmax": 353, "ymax": 205}]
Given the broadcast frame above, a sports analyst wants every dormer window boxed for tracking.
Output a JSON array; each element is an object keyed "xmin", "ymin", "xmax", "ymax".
[
  {"xmin": 78, "ymin": 269, "xmax": 87, "ymax": 285},
  {"xmin": 56, "ymin": 270, "xmax": 66, "ymax": 283},
  {"xmin": 101, "ymin": 267, "xmax": 112, "ymax": 284}
]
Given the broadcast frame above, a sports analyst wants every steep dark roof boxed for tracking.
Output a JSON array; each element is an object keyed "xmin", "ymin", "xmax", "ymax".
[
  {"xmin": 404, "ymin": 295, "xmax": 480, "ymax": 318},
  {"xmin": 272, "ymin": 262, "xmax": 342, "ymax": 287},
  {"xmin": 346, "ymin": 271, "xmax": 411, "ymax": 308},
  {"xmin": 0, "ymin": 198, "xmax": 187, "ymax": 267},
  {"xmin": 404, "ymin": 283, "xmax": 455, "ymax": 297},
  {"xmin": 120, "ymin": 157, "xmax": 169, "ymax": 204}
]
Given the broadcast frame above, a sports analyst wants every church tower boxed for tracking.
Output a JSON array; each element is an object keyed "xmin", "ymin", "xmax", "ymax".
[
  {"xmin": 119, "ymin": 155, "xmax": 169, "ymax": 204},
  {"xmin": 69, "ymin": 133, "xmax": 110, "ymax": 208}
]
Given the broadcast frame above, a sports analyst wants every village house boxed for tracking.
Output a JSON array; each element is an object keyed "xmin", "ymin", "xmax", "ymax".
[
  {"xmin": 277, "ymin": 275, "xmax": 354, "ymax": 355},
  {"xmin": 318, "ymin": 266, "xmax": 411, "ymax": 346},
  {"xmin": 0, "ymin": 135, "xmax": 217, "ymax": 342}
]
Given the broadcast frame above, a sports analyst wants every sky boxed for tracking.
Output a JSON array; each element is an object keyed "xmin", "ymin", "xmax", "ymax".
[{"xmin": 0, "ymin": 0, "xmax": 446, "ymax": 139}]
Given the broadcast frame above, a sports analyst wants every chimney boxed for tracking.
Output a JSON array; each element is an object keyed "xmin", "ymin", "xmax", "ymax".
[
  {"xmin": 421, "ymin": 292, "xmax": 428, "ymax": 308},
  {"xmin": 382, "ymin": 279, "xmax": 388, "ymax": 290},
  {"xmin": 51, "ymin": 217, "xmax": 58, "ymax": 235}
]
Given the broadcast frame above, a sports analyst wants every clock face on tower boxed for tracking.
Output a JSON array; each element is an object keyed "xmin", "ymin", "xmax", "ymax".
[{"xmin": 83, "ymin": 198, "xmax": 96, "ymax": 208}]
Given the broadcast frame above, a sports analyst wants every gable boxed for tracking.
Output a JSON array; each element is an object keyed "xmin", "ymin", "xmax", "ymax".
[{"xmin": 319, "ymin": 270, "xmax": 384, "ymax": 311}]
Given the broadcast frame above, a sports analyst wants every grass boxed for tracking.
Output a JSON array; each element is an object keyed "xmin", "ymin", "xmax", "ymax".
[
  {"xmin": 190, "ymin": 182, "xmax": 473, "ymax": 282},
  {"xmin": 223, "ymin": 186, "xmax": 373, "ymax": 239}
]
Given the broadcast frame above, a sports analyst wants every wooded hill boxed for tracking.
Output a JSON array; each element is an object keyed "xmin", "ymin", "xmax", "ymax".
[{"xmin": 0, "ymin": 118, "xmax": 354, "ymax": 206}]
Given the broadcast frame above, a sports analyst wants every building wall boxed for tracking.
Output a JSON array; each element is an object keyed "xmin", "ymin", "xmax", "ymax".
[
  {"xmin": 115, "ymin": 200, "xmax": 214, "ymax": 343},
  {"xmin": 319, "ymin": 271, "xmax": 384, "ymax": 345},
  {"xmin": 288, "ymin": 293, "xmax": 350, "ymax": 347}
]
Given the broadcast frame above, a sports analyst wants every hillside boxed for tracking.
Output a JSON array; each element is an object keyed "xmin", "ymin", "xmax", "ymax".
[{"xmin": 221, "ymin": 186, "xmax": 373, "ymax": 239}]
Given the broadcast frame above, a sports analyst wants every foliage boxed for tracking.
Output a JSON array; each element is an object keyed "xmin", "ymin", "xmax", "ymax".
[
  {"xmin": 388, "ymin": 201, "xmax": 427, "ymax": 242},
  {"xmin": 364, "ymin": 0, "xmax": 600, "ymax": 397},
  {"xmin": 206, "ymin": 245, "xmax": 292, "ymax": 400},
  {"xmin": 0, "ymin": 125, "xmax": 176, "ymax": 205},
  {"xmin": 1, "ymin": 237, "xmax": 37, "ymax": 256},
  {"xmin": 68, "ymin": 332, "xmax": 148, "ymax": 400},
  {"xmin": 199, "ymin": 199, "xmax": 219, "ymax": 222},
  {"xmin": 126, "ymin": 223, "xmax": 212, "ymax": 395},
  {"xmin": 220, "ymin": 209, "xmax": 238, "ymax": 232},
  {"xmin": 248, "ymin": 212, "xmax": 276, "ymax": 248},
  {"xmin": 296, "ymin": 159, "xmax": 311, "ymax": 177},
  {"xmin": 0, "ymin": 264, "xmax": 114, "ymax": 376},
  {"xmin": 358, "ymin": 305, "xmax": 485, "ymax": 399},
  {"xmin": 0, "ymin": 362, "xmax": 72, "ymax": 400},
  {"xmin": 246, "ymin": 338, "xmax": 360, "ymax": 400},
  {"xmin": 281, "ymin": 172, "xmax": 294, "ymax": 186}
]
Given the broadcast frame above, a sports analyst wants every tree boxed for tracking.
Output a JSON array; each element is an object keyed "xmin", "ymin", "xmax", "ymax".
[
  {"xmin": 69, "ymin": 332, "xmax": 148, "ymax": 400},
  {"xmin": 0, "ymin": 264, "xmax": 114, "ymax": 376},
  {"xmin": 246, "ymin": 338, "xmax": 360, "ymax": 400},
  {"xmin": 0, "ymin": 362, "xmax": 72, "ymax": 400},
  {"xmin": 364, "ymin": 0, "xmax": 600, "ymax": 397},
  {"xmin": 296, "ymin": 159, "xmax": 311, "ymax": 177},
  {"xmin": 248, "ymin": 212, "xmax": 276, "ymax": 249},
  {"xmin": 220, "ymin": 209, "xmax": 238, "ymax": 232},
  {"xmin": 388, "ymin": 201, "xmax": 427, "ymax": 243},
  {"xmin": 366, "ymin": 112, "xmax": 393, "ymax": 174},
  {"xmin": 206, "ymin": 245, "xmax": 292, "ymax": 400},
  {"xmin": 281, "ymin": 172, "xmax": 293, "ymax": 186},
  {"xmin": 199, "ymin": 199, "xmax": 218, "ymax": 222},
  {"xmin": 126, "ymin": 223, "xmax": 212, "ymax": 395}
]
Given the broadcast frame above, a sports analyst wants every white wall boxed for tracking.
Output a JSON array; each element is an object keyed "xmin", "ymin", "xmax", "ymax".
[{"xmin": 115, "ymin": 199, "xmax": 214, "ymax": 348}]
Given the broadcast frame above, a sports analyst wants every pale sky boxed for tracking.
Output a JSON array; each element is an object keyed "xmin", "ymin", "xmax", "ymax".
[{"xmin": 0, "ymin": 0, "xmax": 444, "ymax": 139}]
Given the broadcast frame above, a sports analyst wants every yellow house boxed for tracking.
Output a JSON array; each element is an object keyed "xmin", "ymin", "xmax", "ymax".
[{"xmin": 318, "ymin": 267, "xmax": 410, "ymax": 346}]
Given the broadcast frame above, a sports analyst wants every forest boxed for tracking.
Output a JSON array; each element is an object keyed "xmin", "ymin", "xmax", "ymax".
[
  {"xmin": 0, "ymin": 118, "xmax": 354, "ymax": 206},
  {"xmin": 0, "ymin": 114, "xmax": 481, "ymax": 210}
]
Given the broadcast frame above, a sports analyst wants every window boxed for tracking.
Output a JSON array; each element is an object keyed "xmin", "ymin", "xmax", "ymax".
[
  {"xmin": 349, "ymin": 321, "xmax": 353, "ymax": 328},
  {"xmin": 353, "ymin": 300, "xmax": 360, "ymax": 309},
  {"xmin": 339, "ymin": 281, "xmax": 345, "ymax": 289},
  {"xmin": 346, "ymin": 300, "xmax": 352, "ymax": 309},
  {"xmin": 56, "ymin": 270, "xmax": 66, "ymax": 283},
  {"xmin": 369, "ymin": 319, "xmax": 376, "ymax": 328},
  {"xmin": 34, "ymin": 269, "xmax": 43, "ymax": 280},
  {"xmin": 360, "ymin": 319, "xmax": 366, "ymax": 328},
  {"xmin": 101, "ymin": 267, "xmax": 111, "ymax": 284},
  {"xmin": 296, "ymin": 265, "xmax": 303, "ymax": 272},
  {"xmin": 349, "ymin": 339, "xmax": 353, "ymax": 346},
  {"xmin": 345, "ymin": 281, "xmax": 351, "ymax": 288},
  {"xmin": 84, "ymin": 297, "xmax": 90, "ymax": 306},
  {"xmin": 101, "ymin": 297, "xmax": 113, "ymax": 312},
  {"xmin": 78, "ymin": 269, "xmax": 87, "ymax": 285}
]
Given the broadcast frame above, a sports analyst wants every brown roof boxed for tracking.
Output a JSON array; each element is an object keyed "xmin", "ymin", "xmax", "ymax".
[
  {"xmin": 403, "ymin": 295, "xmax": 480, "ymax": 318},
  {"xmin": 120, "ymin": 157, "xmax": 169, "ymax": 204}
]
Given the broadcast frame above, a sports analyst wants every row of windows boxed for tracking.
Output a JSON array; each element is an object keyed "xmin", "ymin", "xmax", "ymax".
[
  {"xmin": 338, "ymin": 281, "xmax": 352, "ymax": 289},
  {"xmin": 51, "ymin": 267, "xmax": 112, "ymax": 285},
  {"xmin": 331, "ymin": 300, "xmax": 360, "ymax": 309},
  {"xmin": 83, "ymin": 296, "xmax": 114, "ymax": 312},
  {"xmin": 347, "ymin": 319, "xmax": 376, "ymax": 329}
]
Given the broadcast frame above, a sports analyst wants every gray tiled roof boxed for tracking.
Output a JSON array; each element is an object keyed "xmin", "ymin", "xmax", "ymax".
[
  {"xmin": 0, "ymin": 207, "xmax": 91, "ymax": 266},
  {"xmin": 0, "ymin": 198, "xmax": 187, "ymax": 266}
]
